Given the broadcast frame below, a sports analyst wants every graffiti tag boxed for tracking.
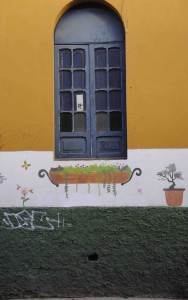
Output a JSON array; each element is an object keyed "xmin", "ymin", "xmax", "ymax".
[{"xmin": 1, "ymin": 210, "xmax": 72, "ymax": 231}]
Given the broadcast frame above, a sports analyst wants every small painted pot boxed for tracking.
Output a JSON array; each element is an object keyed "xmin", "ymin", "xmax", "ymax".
[{"xmin": 163, "ymin": 188, "xmax": 185, "ymax": 207}]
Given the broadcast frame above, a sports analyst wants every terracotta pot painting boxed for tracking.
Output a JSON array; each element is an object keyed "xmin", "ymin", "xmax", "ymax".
[
  {"xmin": 38, "ymin": 164, "xmax": 142, "ymax": 198},
  {"xmin": 157, "ymin": 163, "xmax": 185, "ymax": 207},
  {"xmin": 49, "ymin": 165, "xmax": 132, "ymax": 185},
  {"xmin": 163, "ymin": 188, "xmax": 185, "ymax": 207}
]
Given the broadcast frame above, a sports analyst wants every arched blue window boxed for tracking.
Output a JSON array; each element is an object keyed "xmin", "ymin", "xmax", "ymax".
[{"xmin": 54, "ymin": 3, "xmax": 126, "ymax": 159}]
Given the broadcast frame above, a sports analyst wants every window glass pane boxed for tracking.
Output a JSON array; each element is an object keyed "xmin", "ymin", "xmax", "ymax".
[
  {"xmin": 95, "ymin": 70, "xmax": 107, "ymax": 89},
  {"xmin": 73, "ymin": 71, "xmax": 85, "ymax": 89},
  {"xmin": 60, "ymin": 92, "xmax": 72, "ymax": 111},
  {"xmin": 60, "ymin": 113, "xmax": 72, "ymax": 132},
  {"xmin": 110, "ymin": 112, "xmax": 122, "ymax": 131},
  {"xmin": 109, "ymin": 69, "xmax": 121, "ymax": 88},
  {"xmin": 95, "ymin": 91, "xmax": 107, "ymax": 110},
  {"xmin": 59, "ymin": 49, "xmax": 71, "ymax": 68},
  {"xmin": 60, "ymin": 71, "xmax": 72, "ymax": 89},
  {"xmin": 73, "ymin": 49, "xmax": 85, "ymax": 68},
  {"xmin": 95, "ymin": 48, "xmax": 107, "ymax": 68},
  {"xmin": 109, "ymin": 91, "xmax": 121, "ymax": 110},
  {"xmin": 74, "ymin": 92, "xmax": 86, "ymax": 111},
  {"xmin": 74, "ymin": 113, "xmax": 86, "ymax": 132},
  {"xmin": 96, "ymin": 112, "xmax": 108, "ymax": 132},
  {"xmin": 109, "ymin": 48, "xmax": 120, "ymax": 67}
]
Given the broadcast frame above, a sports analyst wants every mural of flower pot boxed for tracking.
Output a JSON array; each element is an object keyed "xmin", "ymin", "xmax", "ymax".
[
  {"xmin": 48, "ymin": 165, "xmax": 131, "ymax": 185},
  {"xmin": 157, "ymin": 163, "xmax": 185, "ymax": 207},
  {"xmin": 163, "ymin": 188, "xmax": 185, "ymax": 207},
  {"xmin": 38, "ymin": 164, "xmax": 142, "ymax": 197}
]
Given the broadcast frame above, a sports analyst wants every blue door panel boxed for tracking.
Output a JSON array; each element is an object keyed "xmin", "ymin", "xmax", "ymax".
[
  {"xmin": 90, "ymin": 43, "xmax": 126, "ymax": 159},
  {"xmin": 55, "ymin": 43, "xmax": 126, "ymax": 159},
  {"xmin": 60, "ymin": 137, "xmax": 87, "ymax": 158},
  {"xmin": 55, "ymin": 45, "xmax": 90, "ymax": 159}
]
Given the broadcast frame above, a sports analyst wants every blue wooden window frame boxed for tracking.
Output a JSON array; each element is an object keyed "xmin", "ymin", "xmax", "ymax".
[{"xmin": 54, "ymin": 4, "xmax": 126, "ymax": 159}]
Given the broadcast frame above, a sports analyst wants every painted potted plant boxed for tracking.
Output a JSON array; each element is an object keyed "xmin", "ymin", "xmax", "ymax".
[
  {"xmin": 157, "ymin": 163, "xmax": 185, "ymax": 206},
  {"xmin": 38, "ymin": 164, "xmax": 142, "ymax": 198},
  {"xmin": 48, "ymin": 164, "xmax": 132, "ymax": 185},
  {"xmin": 48, "ymin": 164, "xmax": 132, "ymax": 198}
]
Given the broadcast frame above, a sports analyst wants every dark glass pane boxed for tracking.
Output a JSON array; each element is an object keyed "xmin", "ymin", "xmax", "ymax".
[
  {"xmin": 73, "ymin": 49, "xmax": 85, "ymax": 68},
  {"xmin": 109, "ymin": 91, "xmax": 121, "ymax": 110},
  {"xmin": 109, "ymin": 69, "xmax": 121, "ymax": 88},
  {"xmin": 60, "ymin": 113, "xmax": 72, "ymax": 132},
  {"xmin": 59, "ymin": 49, "xmax": 71, "ymax": 68},
  {"xmin": 110, "ymin": 112, "xmax": 122, "ymax": 131},
  {"xmin": 74, "ymin": 113, "xmax": 86, "ymax": 132},
  {"xmin": 95, "ymin": 91, "xmax": 107, "ymax": 110},
  {"xmin": 74, "ymin": 92, "xmax": 86, "ymax": 111},
  {"xmin": 109, "ymin": 48, "xmax": 120, "ymax": 67},
  {"xmin": 95, "ymin": 70, "xmax": 107, "ymax": 89},
  {"xmin": 73, "ymin": 71, "xmax": 85, "ymax": 89},
  {"xmin": 96, "ymin": 112, "xmax": 108, "ymax": 132},
  {"xmin": 60, "ymin": 71, "xmax": 71, "ymax": 89},
  {"xmin": 95, "ymin": 48, "xmax": 107, "ymax": 68},
  {"xmin": 60, "ymin": 92, "xmax": 72, "ymax": 111}
]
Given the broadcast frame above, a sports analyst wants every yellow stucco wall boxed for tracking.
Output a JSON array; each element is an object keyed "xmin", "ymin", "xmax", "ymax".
[{"xmin": 0, "ymin": 0, "xmax": 188, "ymax": 151}]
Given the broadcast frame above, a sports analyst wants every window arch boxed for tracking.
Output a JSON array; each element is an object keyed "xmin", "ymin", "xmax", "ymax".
[{"xmin": 54, "ymin": 3, "xmax": 126, "ymax": 159}]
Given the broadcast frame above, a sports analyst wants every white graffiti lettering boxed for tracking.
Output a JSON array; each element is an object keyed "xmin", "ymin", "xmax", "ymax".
[{"xmin": 1, "ymin": 210, "xmax": 72, "ymax": 231}]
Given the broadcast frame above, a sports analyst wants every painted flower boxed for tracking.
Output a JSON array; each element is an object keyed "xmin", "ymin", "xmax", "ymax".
[
  {"xmin": 22, "ymin": 161, "xmax": 31, "ymax": 170},
  {"xmin": 21, "ymin": 188, "xmax": 29, "ymax": 197},
  {"xmin": 16, "ymin": 185, "xmax": 33, "ymax": 207}
]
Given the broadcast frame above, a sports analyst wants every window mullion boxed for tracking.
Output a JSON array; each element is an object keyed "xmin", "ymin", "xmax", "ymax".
[
  {"xmin": 89, "ymin": 44, "xmax": 96, "ymax": 158},
  {"xmin": 106, "ymin": 46, "xmax": 110, "ymax": 132},
  {"xmin": 71, "ymin": 49, "xmax": 74, "ymax": 133}
]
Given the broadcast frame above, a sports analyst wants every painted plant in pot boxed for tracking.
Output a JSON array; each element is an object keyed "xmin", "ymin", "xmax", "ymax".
[{"xmin": 157, "ymin": 163, "xmax": 185, "ymax": 206}]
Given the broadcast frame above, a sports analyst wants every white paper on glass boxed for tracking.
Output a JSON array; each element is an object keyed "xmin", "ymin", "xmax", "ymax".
[{"xmin": 76, "ymin": 94, "xmax": 84, "ymax": 111}]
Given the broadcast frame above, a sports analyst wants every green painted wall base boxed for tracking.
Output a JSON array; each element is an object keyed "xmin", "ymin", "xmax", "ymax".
[{"xmin": 0, "ymin": 207, "xmax": 188, "ymax": 299}]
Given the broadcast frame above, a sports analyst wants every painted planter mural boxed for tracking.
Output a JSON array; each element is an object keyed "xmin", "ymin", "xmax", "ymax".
[
  {"xmin": 39, "ymin": 164, "xmax": 142, "ymax": 184},
  {"xmin": 38, "ymin": 164, "xmax": 142, "ymax": 198},
  {"xmin": 49, "ymin": 165, "xmax": 131, "ymax": 184},
  {"xmin": 0, "ymin": 149, "xmax": 188, "ymax": 207},
  {"xmin": 163, "ymin": 189, "xmax": 185, "ymax": 207},
  {"xmin": 157, "ymin": 163, "xmax": 185, "ymax": 206}
]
